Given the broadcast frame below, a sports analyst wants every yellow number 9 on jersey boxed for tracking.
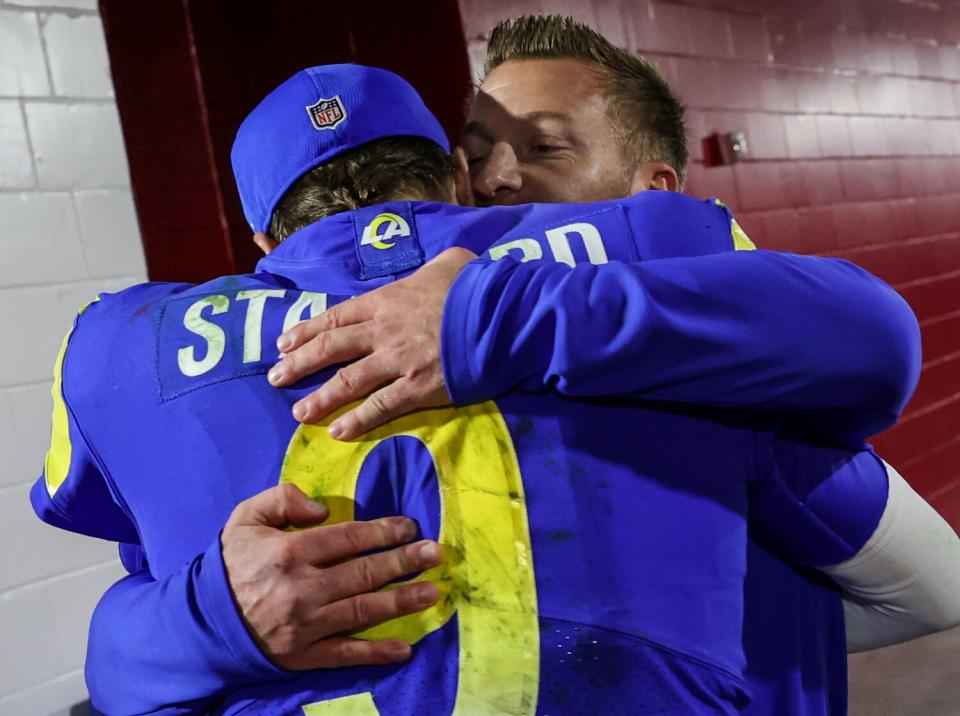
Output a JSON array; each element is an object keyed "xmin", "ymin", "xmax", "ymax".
[{"xmin": 281, "ymin": 401, "xmax": 540, "ymax": 716}]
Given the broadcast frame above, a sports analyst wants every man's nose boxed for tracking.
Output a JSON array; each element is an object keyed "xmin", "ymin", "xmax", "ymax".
[{"xmin": 473, "ymin": 142, "xmax": 522, "ymax": 202}]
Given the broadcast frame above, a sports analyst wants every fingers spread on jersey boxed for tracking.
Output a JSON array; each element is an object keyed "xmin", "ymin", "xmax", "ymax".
[
  {"xmin": 317, "ymin": 539, "xmax": 442, "ymax": 603},
  {"xmin": 327, "ymin": 379, "xmax": 418, "ymax": 440},
  {"xmin": 292, "ymin": 355, "xmax": 396, "ymax": 423},
  {"xmin": 277, "ymin": 294, "xmax": 372, "ymax": 354},
  {"xmin": 287, "ymin": 516, "xmax": 417, "ymax": 565},
  {"xmin": 307, "ymin": 581, "xmax": 440, "ymax": 644},
  {"xmin": 270, "ymin": 322, "xmax": 374, "ymax": 387}
]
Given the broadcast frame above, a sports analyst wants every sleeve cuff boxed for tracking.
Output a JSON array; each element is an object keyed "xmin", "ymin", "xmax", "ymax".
[{"xmin": 196, "ymin": 534, "xmax": 293, "ymax": 679}]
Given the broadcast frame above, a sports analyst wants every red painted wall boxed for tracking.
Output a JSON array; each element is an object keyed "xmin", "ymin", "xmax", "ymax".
[{"xmin": 459, "ymin": 0, "xmax": 960, "ymax": 521}]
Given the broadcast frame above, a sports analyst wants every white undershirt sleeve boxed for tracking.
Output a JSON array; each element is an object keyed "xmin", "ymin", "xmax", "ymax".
[{"xmin": 823, "ymin": 460, "xmax": 960, "ymax": 653}]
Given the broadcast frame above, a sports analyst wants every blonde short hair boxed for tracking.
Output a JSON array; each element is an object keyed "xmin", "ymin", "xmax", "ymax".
[{"xmin": 485, "ymin": 15, "xmax": 688, "ymax": 183}]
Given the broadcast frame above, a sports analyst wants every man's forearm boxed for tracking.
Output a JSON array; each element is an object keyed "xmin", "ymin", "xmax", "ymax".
[
  {"xmin": 86, "ymin": 484, "xmax": 441, "ymax": 711},
  {"xmin": 86, "ymin": 540, "xmax": 291, "ymax": 714}
]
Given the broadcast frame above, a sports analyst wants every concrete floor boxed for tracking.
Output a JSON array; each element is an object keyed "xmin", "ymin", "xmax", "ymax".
[{"xmin": 849, "ymin": 626, "xmax": 960, "ymax": 715}]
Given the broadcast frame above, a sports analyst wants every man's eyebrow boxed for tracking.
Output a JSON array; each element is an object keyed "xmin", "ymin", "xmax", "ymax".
[
  {"xmin": 463, "ymin": 111, "xmax": 574, "ymax": 141},
  {"xmin": 462, "ymin": 121, "xmax": 492, "ymax": 141},
  {"xmin": 521, "ymin": 110, "xmax": 573, "ymax": 125}
]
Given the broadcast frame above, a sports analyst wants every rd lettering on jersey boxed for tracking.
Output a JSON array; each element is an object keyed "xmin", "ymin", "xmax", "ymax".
[
  {"xmin": 481, "ymin": 207, "xmax": 642, "ymax": 266},
  {"xmin": 488, "ymin": 221, "xmax": 610, "ymax": 266}
]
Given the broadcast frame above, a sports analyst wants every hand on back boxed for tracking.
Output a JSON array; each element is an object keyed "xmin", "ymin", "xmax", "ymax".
[
  {"xmin": 268, "ymin": 247, "xmax": 477, "ymax": 439},
  {"xmin": 221, "ymin": 483, "xmax": 442, "ymax": 670}
]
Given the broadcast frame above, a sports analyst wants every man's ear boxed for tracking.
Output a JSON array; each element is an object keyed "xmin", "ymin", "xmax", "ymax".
[
  {"xmin": 253, "ymin": 232, "xmax": 278, "ymax": 255},
  {"xmin": 452, "ymin": 147, "xmax": 475, "ymax": 207},
  {"xmin": 629, "ymin": 161, "xmax": 681, "ymax": 194}
]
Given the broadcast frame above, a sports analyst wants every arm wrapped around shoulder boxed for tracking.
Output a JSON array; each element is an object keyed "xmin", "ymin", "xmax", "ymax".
[{"xmin": 443, "ymin": 251, "xmax": 922, "ymax": 444}]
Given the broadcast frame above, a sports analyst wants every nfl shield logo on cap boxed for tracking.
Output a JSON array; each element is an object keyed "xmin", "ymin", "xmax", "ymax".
[
  {"xmin": 232, "ymin": 64, "xmax": 450, "ymax": 233},
  {"xmin": 306, "ymin": 95, "xmax": 347, "ymax": 130}
]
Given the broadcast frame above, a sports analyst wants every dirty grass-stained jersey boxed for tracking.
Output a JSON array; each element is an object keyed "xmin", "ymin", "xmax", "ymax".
[{"xmin": 31, "ymin": 192, "xmax": 914, "ymax": 715}]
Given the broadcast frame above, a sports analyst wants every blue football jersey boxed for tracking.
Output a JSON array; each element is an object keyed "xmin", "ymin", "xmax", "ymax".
[{"xmin": 31, "ymin": 192, "xmax": 904, "ymax": 715}]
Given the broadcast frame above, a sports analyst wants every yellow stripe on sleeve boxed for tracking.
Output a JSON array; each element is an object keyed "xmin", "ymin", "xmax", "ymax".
[
  {"xmin": 45, "ymin": 298, "xmax": 99, "ymax": 498},
  {"xmin": 712, "ymin": 198, "xmax": 757, "ymax": 251},
  {"xmin": 731, "ymin": 219, "xmax": 757, "ymax": 251}
]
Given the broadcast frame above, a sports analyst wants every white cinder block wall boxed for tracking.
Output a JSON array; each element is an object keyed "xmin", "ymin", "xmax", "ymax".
[{"xmin": 0, "ymin": 1, "xmax": 146, "ymax": 712}]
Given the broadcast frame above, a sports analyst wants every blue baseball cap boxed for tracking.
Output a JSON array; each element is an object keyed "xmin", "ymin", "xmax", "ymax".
[{"xmin": 231, "ymin": 64, "xmax": 451, "ymax": 233}]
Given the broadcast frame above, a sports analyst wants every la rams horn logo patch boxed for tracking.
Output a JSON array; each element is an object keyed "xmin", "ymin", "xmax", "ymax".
[
  {"xmin": 306, "ymin": 95, "xmax": 347, "ymax": 131},
  {"xmin": 360, "ymin": 213, "xmax": 411, "ymax": 250}
]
